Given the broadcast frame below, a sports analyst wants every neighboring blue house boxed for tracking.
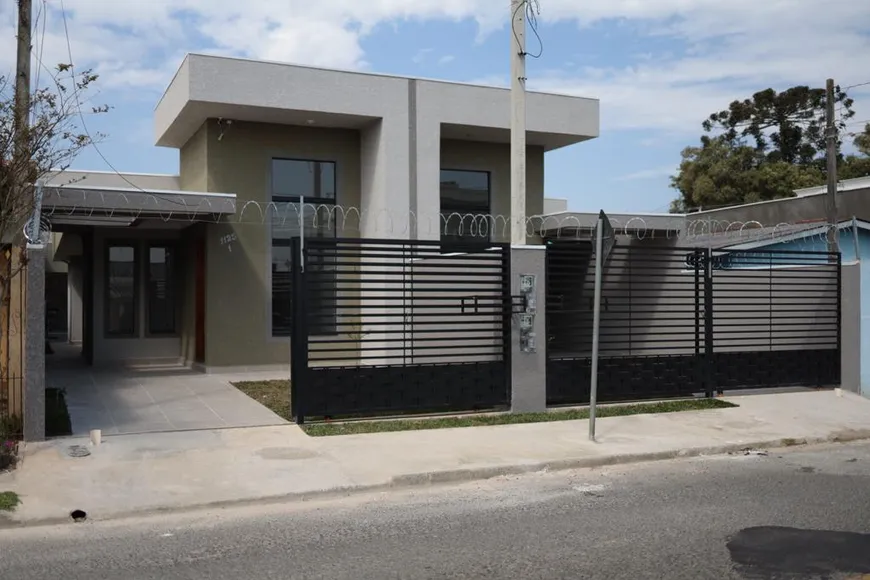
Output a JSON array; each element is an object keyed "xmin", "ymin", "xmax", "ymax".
[
  {"xmin": 721, "ymin": 219, "xmax": 870, "ymax": 263},
  {"xmin": 705, "ymin": 219, "xmax": 870, "ymax": 398}
]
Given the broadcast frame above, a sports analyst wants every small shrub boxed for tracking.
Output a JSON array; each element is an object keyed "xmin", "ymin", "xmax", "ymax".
[
  {"xmin": 0, "ymin": 491, "xmax": 20, "ymax": 512},
  {"xmin": 0, "ymin": 439, "xmax": 17, "ymax": 471}
]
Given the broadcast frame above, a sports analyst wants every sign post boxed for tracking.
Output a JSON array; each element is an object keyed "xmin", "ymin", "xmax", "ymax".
[{"xmin": 589, "ymin": 210, "xmax": 614, "ymax": 442}]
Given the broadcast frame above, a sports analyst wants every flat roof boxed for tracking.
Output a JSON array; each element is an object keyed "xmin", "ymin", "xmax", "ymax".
[
  {"xmin": 155, "ymin": 53, "xmax": 599, "ymax": 150},
  {"xmin": 794, "ymin": 175, "xmax": 870, "ymax": 197},
  {"xmin": 537, "ymin": 211, "xmax": 685, "ymax": 236},
  {"xmin": 156, "ymin": 52, "xmax": 599, "ymax": 112}
]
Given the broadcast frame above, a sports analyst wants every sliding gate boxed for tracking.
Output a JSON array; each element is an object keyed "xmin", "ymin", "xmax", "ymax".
[
  {"xmin": 290, "ymin": 237, "xmax": 512, "ymax": 422},
  {"xmin": 546, "ymin": 241, "xmax": 840, "ymax": 405}
]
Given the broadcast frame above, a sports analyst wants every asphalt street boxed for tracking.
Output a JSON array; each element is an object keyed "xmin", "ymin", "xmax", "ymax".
[{"xmin": 2, "ymin": 441, "xmax": 870, "ymax": 579}]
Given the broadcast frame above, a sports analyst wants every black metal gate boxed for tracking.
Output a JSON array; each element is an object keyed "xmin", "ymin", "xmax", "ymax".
[
  {"xmin": 545, "ymin": 241, "xmax": 840, "ymax": 405},
  {"xmin": 290, "ymin": 237, "xmax": 511, "ymax": 422}
]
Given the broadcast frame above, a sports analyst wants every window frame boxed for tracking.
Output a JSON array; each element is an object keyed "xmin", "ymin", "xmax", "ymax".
[
  {"xmin": 104, "ymin": 241, "xmax": 140, "ymax": 338},
  {"xmin": 439, "ymin": 168, "xmax": 493, "ymax": 251},
  {"xmin": 269, "ymin": 157, "xmax": 339, "ymax": 338},
  {"xmin": 144, "ymin": 243, "xmax": 179, "ymax": 337},
  {"xmin": 271, "ymin": 157, "xmax": 338, "ymax": 206}
]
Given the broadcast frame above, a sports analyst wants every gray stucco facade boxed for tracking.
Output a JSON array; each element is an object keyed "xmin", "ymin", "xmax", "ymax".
[
  {"xmin": 156, "ymin": 54, "xmax": 599, "ymax": 243},
  {"xmin": 39, "ymin": 54, "xmax": 600, "ymax": 372}
]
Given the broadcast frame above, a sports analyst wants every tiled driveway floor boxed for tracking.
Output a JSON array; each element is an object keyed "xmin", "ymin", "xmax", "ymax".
[{"xmin": 47, "ymin": 367, "xmax": 289, "ymax": 437}]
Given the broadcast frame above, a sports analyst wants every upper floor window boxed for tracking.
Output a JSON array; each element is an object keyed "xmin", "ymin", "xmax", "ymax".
[
  {"xmin": 440, "ymin": 169, "xmax": 491, "ymax": 248},
  {"xmin": 270, "ymin": 158, "xmax": 337, "ymax": 337},
  {"xmin": 272, "ymin": 158, "xmax": 336, "ymax": 203}
]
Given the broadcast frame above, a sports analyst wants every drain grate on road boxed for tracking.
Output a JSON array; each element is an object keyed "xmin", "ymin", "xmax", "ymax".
[{"xmin": 67, "ymin": 445, "xmax": 91, "ymax": 458}]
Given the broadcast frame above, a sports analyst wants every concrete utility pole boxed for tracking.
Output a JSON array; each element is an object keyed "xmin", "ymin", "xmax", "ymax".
[
  {"xmin": 15, "ymin": 0, "xmax": 32, "ymax": 164},
  {"xmin": 825, "ymin": 78, "xmax": 839, "ymax": 258},
  {"xmin": 510, "ymin": 0, "xmax": 527, "ymax": 245}
]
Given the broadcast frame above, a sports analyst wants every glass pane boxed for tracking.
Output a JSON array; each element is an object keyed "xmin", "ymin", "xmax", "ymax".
[
  {"xmin": 440, "ymin": 170, "xmax": 491, "ymax": 247},
  {"xmin": 307, "ymin": 251, "xmax": 338, "ymax": 336},
  {"xmin": 148, "ymin": 246, "xmax": 176, "ymax": 334},
  {"xmin": 270, "ymin": 245, "xmax": 338, "ymax": 337},
  {"xmin": 272, "ymin": 159, "xmax": 336, "ymax": 201},
  {"xmin": 271, "ymin": 245, "xmax": 293, "ymax": 337},
  {"xmin": 442, "ymin": 212, "xmax": 492, "ymax": 239},
  {"xmin": 106, "ymin": 245, "xmax": 136, "ymax": 336},
  {"xmin": 440, "ymin": 169, "xmax": 490, "ymax": 213},
  {"xmin": 271, "ymin": 202, "xmax": 336, "ymax": 240}
]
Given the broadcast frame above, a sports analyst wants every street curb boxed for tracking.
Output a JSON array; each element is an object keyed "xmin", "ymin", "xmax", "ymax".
[
  {"xmin": 3, "ymin": 429, "xmax": 870, "ymax": 529},
  {"xmin": 390, "ymin": 429, "xmax": 870, "ymax": 486}
]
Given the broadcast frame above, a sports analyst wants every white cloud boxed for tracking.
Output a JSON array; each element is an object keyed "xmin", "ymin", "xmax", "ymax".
[
  {"xmin": 613, "ymin": 166, "xmax": 677, "ymax": 182},
  {"xmin": 412, "ymin": 48, "xmax": 433, "ymax": 64},
  {"xmin": 528, "ymin": 1, "xmax": 870, "ymax": 133},
  {"xmin": 1, "ymin": 0, "xmax": 868, "ymax": 138},
  {"xmin": 437, "ymin": 55, "xmax": 455, "ymax": 65}
]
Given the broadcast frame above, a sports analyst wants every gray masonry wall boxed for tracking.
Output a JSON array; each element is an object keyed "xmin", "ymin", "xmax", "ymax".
[
  {"xmin": 510, "ymin": 246, "xmax": 547, "ymax": 413},
  {"xmin": 306, "ymin": 249, "xmax": 506, "ymax": 367},
  {"xmin": 402, "ymin": 253, "xmax": 503, "ymax": 364},
  {"xmin": 304, "ymin": 244, "xmax": 547, "ymax": 413},
  {"xmin": 841, "ymin": 262, "xmax": 861, "ymax": 394},
  {"xmin": 24, "ymin": 244, "xmax": 46, "ymax": 442},
  {"xmin": 552, "ymin": 239, "xmax": 839, "ymax": 358}
]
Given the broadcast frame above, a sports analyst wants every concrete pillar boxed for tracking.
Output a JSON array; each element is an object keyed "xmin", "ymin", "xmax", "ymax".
[
  {"xmin": 23, "ymin": 243, "xmax": 46, "ymax": 442},
  {"xmin": 413, "ymin": 117, "xmax": 442, "ymax": 241},
  {"xmin": 840, "ymin": 262, "xmax": 861, "ymax": 394},
  {"xmin": 510, "ymin": 245, "xmax": 547, "ymax": 412},
  {"xmin": 68, "ymin": 257, "xmax": 83, "ymax": 343},
  {"xmin": 359, "ymin": 117, "xmax": 412, "ymax": 239}
]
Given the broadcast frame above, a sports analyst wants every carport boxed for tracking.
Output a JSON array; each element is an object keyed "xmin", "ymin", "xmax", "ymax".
[
  {"xmin": 32, "ymin": 182, "xmax": 287, "ymax": 438},
  {"xmin": 47, "ymin": 349, "xmax": 287, "ymax": 436}
]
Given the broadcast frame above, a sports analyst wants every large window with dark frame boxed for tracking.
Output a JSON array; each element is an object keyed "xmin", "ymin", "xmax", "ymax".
[
  {"xmin": 105, "ymin": 244, "xmax": 138, "ymax": 337},
  {"xmin": 105, "ymin": 242, "xmax": 178, "ymax": 337},
  {"xmin": 146, "ymin": 245, "xmax": 177, "ymax": 335},
  {"xmin": 440, "ymin": 169, "xmax": 492, "ymax": 248},
  {"xmin": 270, "ymin": 158, "xmax": 338, "ymax": 337}
]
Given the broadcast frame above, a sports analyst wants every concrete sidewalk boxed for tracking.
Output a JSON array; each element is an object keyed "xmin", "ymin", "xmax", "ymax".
[{"xmin": 3, "ymin": 390, "xmax": 870, "ymax": 526}]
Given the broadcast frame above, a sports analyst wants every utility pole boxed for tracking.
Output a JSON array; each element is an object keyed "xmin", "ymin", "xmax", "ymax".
[
  {"xmin": 15, "ymin": 0, "xmax": 32, "ymax": 163},
  {"xmin": 825, "ymin": 78, "xmax": 839, "ymax": 259},
  {"xmin": 510, "ymin": 0, "xmax": 527, "ymax": 245}
]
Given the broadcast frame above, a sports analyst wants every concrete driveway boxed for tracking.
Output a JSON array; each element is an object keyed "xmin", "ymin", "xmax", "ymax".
[{"xmin": 47, "ymin": 366, "xmax": 288, "ymax": 437}]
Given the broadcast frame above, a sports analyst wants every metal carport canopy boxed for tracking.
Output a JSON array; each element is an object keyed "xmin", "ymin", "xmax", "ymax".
[{"xmin": 41, "ymin": 184, "xmax": 236, "ymax": 222}]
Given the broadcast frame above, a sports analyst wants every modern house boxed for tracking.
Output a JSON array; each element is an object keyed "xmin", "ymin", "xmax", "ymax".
[{"xmin": 42, "ymin": 53, "xmax": 600, "ymax": 372}]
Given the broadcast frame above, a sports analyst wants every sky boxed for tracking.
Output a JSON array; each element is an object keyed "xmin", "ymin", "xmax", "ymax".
[{"xmin": 1, "ymin": 0, "xmax": 870, "ymax": 214}]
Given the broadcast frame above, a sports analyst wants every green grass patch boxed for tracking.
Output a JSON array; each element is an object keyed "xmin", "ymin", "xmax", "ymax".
[
  {"xmin": 45, "ymin": 388, "xmax": 72, "ymax": 438},
  {"xmin": 0, "ymin": 491, "xmax": 20, "ymax": 512},
  {"xmin": 232, "ymin": 380, "xmax": 290, "ymax": 421},
  {"xmin": 229, "ymin": 379, "xmax": 737, "ymax": 437},
  {"xmin": 302, "ymin": 398, "xmax": 737, "ymax": 437}
]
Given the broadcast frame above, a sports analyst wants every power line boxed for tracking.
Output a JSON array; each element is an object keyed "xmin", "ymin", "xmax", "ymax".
[
  {"xmin": 56, "ymin": 0, "xmax": 187, "ymax": 207},
  {"xmin": 31, "ymin": 0, "xmax": 46, "ymax": 95},
  {"xmin": 844, "ymin": 80, "xmax": 870, "ymax": 91},
  {"xmin": 512, "ymin": 0, "xmax": 543, "ymax": 59}
]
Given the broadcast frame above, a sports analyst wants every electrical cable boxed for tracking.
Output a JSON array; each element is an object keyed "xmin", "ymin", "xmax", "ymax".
[
  {"xmin": 32, "ymin": 0, "xmax": 47, "ymax": 96},
  {"xmin": 57, "ymin": 0, "xmax": 188, "ymax": 208},
  {"xmin": 844, "ymin": 80, "xmax": 870, "ymax": 91},
  {"xmin": 512, "ymin": 0, "xmax": 543, "ymax": 59}
]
